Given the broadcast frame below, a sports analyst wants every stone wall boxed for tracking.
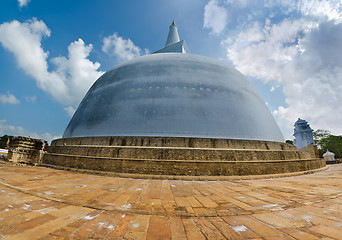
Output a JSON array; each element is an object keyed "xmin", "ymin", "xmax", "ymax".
[
  {"xmin": 51, "ymin": 136, "xmax": 299, "ymax": 150},
  {"xmin": 43, "ymin": 153, "xmax": 325, "ymax": 177},
  {"xmin": 299, "ymin": 144, "xmax": 320, "ymax": 159},
  {"xmin": 8, "ymin": 136, "xmax": 47, "ymax": 164},
  {"xmin": 43, "ymin": 136, "xmax": 326, "ymax": 178}
]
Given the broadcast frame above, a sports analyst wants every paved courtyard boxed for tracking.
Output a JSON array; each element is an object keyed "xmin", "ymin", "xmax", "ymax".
[{"xmin": 0, "ymin": 162, "xmax": 341, "ymax": 239}]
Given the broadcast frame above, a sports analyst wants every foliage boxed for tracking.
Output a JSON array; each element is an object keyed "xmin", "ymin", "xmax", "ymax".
[
  {"xmin": 313, "ymin": 129, "xmax": 331, "ymax": 143},
  {"xmin": 0, "ymin": 135, "xmax": 14, "ymax": 149},
  {"xmin": 313, "ymin": 130, "xmax": 342, "ymax": 158},
  {"xmin": 285, "ymin": 140, "xmax": 293, "ymax": 145}
]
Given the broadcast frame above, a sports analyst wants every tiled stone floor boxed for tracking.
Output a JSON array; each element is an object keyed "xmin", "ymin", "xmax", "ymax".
[{"xmin": 0, "ymin": 162, "xmax": 341, "ymax": 239}]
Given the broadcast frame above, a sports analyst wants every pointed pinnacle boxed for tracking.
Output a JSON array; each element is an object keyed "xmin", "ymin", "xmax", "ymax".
[{"xmin": 165, "ymin": 21, "xmax": 180, "ymax": 47}]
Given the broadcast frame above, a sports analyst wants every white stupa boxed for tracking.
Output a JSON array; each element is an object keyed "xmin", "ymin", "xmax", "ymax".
[
  {"xmin": 63, "ymin": 21, "xmax": 284, "ymax": 142},
  {"xmin": 43, "ymin": 22, "xmax": 325, "ymax": 179},
  {"xmin": 323, "ymin": 150, "xmax": 335, "ymax": 162}
]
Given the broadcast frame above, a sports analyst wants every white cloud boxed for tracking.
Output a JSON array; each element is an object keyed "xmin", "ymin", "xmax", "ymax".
[
  {"xmin": 0, "ymin": 119, "xmax": 60, "ymax": 143},
  {"xmin": 273, "ymin": 106, "xmax": 293, "ymax": 139},
  {"xmin": 51, "ymin": 38, "xmax": 104, "ymax": 105},
  {"xmin": 279, "ymin": 21, "xmax": 342, "ymax": 135},
  {"xmin": 0, "ymin": 120, "xmax": 25, "ymax": 136},
  {"xmin": 298, "ymin": 0, "xmax": 342, "ymax": 23},
  {"xmin": 215, "ymin": 0, "xmax": 342, "ymax": 138},
  {"xmin": 0, "ymin": 92, "xmax": 20, "ymax": 104},
  {"xmin": 18, "ymin": 0, "xmax": 30, "ymax": 7},
  {"xmin": 226, "ymin": 0, "xmax": 247, "ymax": 7},
  {"xmin": 0, "ymin": 18, "xmax": 104, "ymax": 106},
  {"xmin": 226, "ymin": 20, "xmax": 342, "ymax": 137},
  {"xmin": 30, "ymin": 132, "xmax": 61, "ymax": 144},
  {"xmin": 25, "ymin": 96, "xmax": 37, "ymax": 103},
  {"xmin": 203, "ymin": 0, "xmax": 227, "ymax": 34},
  {"xmin": 102, "ymin": 33, "xmax": 147, "ymax": 62},
  {"xmin": 226, "ymin": 19, "xmax": 311, "ymax": 83},
  {"xmin": 64, "ymin": 106, "xmax": 76, "ymax": 118}
]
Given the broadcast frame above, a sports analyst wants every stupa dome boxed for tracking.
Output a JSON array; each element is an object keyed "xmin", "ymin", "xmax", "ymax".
[
  {"xmin": 43, "ymin": 22, "xmax": 325, "ymax": 179},
  {"xmin": 63, "ymin": 27, "xmax": 284, "ymax": 142}
]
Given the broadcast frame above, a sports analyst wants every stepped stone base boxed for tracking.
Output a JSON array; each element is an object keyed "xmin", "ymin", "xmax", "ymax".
[
  {"xmin": 8, "ymin": 136, "xmax": 47, "ymax": 164},
  {"xmin": 43, "ymin": 136, "xmax": 326, "ymax": 179}
]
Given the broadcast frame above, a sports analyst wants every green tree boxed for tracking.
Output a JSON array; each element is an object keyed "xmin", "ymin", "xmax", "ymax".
[
  {"xmin": 313, "ymin": 130, "xmax": 342, "ymax": 158},
  {"xmin": 313, "ymin": 129, "xmax": 331, "ymax": 144},
  {"xmin": 318, "ymin": 135, "xmax": 342, "ymax": 158}
]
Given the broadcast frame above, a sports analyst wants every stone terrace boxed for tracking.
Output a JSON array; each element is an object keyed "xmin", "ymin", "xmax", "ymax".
[{"xmin": 0, "ymin": 162, "xmax": 342, "ymax": 239}]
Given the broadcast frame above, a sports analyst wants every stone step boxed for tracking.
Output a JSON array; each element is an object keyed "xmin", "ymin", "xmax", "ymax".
[
  {"xmin": 47, "ymin": 145, "xmax": 310, "ymax": 161},
  {"xmin": 51, "ymin": 136, "xmax": 297, "ymax": 151},
  {"xmin": 42, "ymin": 152, "xmax": 325, "ymax": 177},
  {"xmin": 44, "ymin": 152, "xmax": 314, "ymax": 163}
]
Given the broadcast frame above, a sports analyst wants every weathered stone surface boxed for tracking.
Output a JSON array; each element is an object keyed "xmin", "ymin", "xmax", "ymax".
[
  {"xmin": 43, "ymin": 136, "xmax": 325, "ymax": 178},
  {"xmin": 7, "ymin": 136, "xmax": 47, "ymax": 164},
  {"xmin": 51, "ymin": 136, "xmax": 296, "ymax": 150}
]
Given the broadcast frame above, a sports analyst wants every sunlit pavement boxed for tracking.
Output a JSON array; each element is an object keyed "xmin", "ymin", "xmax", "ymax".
[{"xmin": 0, "ymin": 162, "xmax": 342, "ymax": 239}]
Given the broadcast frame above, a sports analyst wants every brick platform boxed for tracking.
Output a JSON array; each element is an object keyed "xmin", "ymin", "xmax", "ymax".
[{"xmin": 0, "ymin": 161, "xmax": 342, "ymax": 239}]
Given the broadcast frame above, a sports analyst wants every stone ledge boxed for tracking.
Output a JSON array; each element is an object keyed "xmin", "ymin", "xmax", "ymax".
[
  {"xmin": 40, "ymin": 163, "xmax": 328, "ymax": 181},
  {"xmin": 50, "ymin": 144, "xmax": 301, "ymax": 151},
  {"xmin": 41, "ymin": 153, "xmax": 326, "ymax": 178},
  {"xmin": 52, "ymin": 136, "xmax": 297, "ymax": 150},
  {"xmin": 44, "ymin": 152, "xmax": 321, "ymax": 163},
  {"xmin": 47, "ymin": 145, "xmax": 310, "ymax": 161}
]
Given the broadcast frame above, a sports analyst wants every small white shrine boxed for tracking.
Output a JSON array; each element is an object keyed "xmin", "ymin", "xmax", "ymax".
[{"xmin": 323, "ymin": 150, "xmax": 335, "ymax": 163}]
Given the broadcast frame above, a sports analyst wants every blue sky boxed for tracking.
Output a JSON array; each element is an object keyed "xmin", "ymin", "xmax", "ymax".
[{"xmin": 1, "ymin": 0, "xmax": 342, "ymax": 142}]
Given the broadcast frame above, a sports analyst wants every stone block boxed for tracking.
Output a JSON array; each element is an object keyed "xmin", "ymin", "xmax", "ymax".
[{"xmin": 8, "ymin": 136, "xmax": 47, "ymax": 164}]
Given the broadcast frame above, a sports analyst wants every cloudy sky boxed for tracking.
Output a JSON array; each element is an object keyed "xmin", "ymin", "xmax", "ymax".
[{"xmin": 1, "ymin": 0, "xmax": 342, "ymax": 142}]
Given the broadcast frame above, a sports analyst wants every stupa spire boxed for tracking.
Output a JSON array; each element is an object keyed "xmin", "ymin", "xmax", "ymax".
[{"xmin": 165, "ymin": 21, "xmax": 180, "ymax": 47}]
